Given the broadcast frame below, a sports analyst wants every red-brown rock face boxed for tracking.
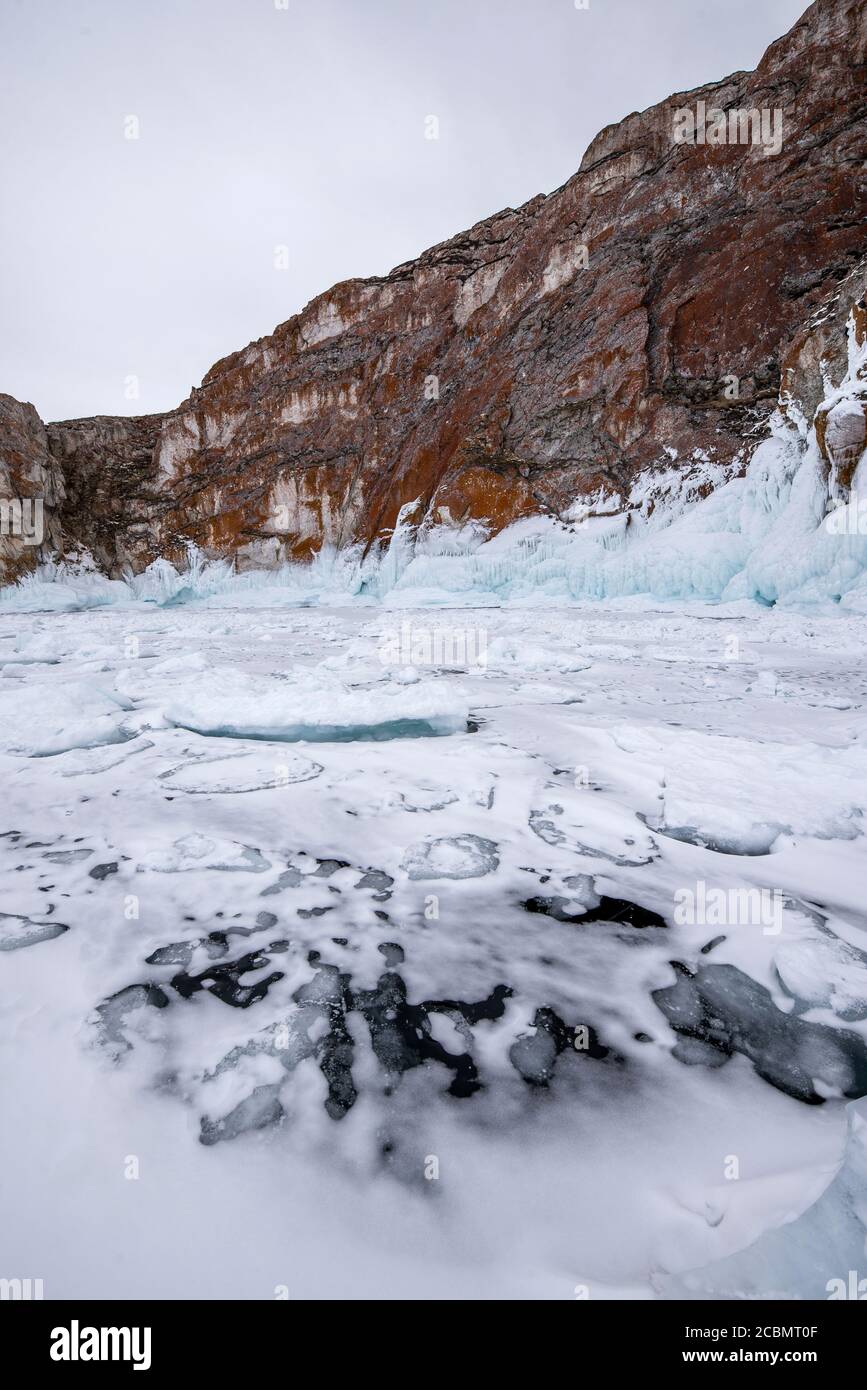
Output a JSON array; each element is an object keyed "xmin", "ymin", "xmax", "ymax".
[
  {"xmin": 0, "ymin": 395, "xmax": 64, "ymax": 583},
  {"xmin": 2, "ymin": 0, "xmax": 866, "ymax": 582}
]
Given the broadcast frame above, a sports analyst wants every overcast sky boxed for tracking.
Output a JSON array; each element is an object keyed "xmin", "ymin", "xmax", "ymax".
[{"xmin": 1, "ymin": 0, "xmax": 808, "ymax": 423}]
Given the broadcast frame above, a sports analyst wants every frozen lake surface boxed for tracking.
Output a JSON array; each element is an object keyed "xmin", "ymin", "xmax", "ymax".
[{"xmin": 1, "ymin": 598, "xmax": 866, "ymax": 1299}]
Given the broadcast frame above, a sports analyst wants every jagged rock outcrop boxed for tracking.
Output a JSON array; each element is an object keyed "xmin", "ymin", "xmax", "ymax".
[
  {"xmin": 794, "ymin": 268, "xmax": 867, "ymax": 492},
  {"xmin": 0, "ymin": 396, "xmax": 64, "ymax": 583},
  {"xmin": 1, "ymin": 0, "xmax": 865, "ymax": 583}
]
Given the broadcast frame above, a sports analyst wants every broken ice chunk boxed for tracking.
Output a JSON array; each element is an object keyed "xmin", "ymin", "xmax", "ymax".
[
  {"xmin": 138, "ymin": 833, "xmax": 270, "ymax": 873},
  {"xmin": 42, "ymin": 848, "xmax": 93, "ymax": 865},
  {"xmin": 200, "ymin": 1084, "xmax": 284, "ymax": 1146},
  {"xmin": 401, "ymin": 833, "xmax": 500, "ymax": 880},
  {"xmin": 0, "ymin": 680, "xmax": 131, "ymax": 756},
  {"xmin": 0, "ymin": 912, "xmax": 69, "ymax": 952},
  {"xmin": 161, "ymin": 665, "xmax": 469, "ymax": 742},
  {"xmin": 158, "ymin": 747, "xmax": 323, "ymax": 794},
  {"xmin": 529, "ymin": 797, "xmax": 658, "ymax": 866},
  {"xmin": 93, "ymin": 983, "xmax": 169, "ymax": 1058},
  {"xmin": 774, "ymin": 930, "xmax": 867, "ymax": 1021}
]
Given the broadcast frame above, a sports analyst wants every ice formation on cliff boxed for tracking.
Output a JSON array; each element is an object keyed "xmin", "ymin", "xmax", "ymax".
[{"xmin": 3, "ymin": 312, "xmax": 865, "ymax": 615}]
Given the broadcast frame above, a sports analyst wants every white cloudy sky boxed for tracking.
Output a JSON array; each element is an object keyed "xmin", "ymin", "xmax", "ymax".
[{"xmin": 1, "ymin": 0, "xmax": 808, "ymax": 422}]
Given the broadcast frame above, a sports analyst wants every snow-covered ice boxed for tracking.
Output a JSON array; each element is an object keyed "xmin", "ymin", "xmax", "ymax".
[{"xmin": 1, "ymin": 594, "xmax": 866, "ymax": 1299}]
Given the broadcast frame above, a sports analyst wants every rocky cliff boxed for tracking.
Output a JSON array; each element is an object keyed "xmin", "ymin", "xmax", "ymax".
[{"xmin": 1, "ymin": 0, "xmax": 865, "ymax": 584}]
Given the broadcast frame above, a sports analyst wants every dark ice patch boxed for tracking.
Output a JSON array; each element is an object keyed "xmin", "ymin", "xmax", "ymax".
[
  {"xmin": 89, "ymin": 862, "xmax": 119, "ymax": 881},
  {"xmin": 522, "ymin": 894, "xmax": 667, "ymax": 929},
  {"xmin": 509, "ymin": 1007, "xmax": 610, "ymax": 1086},
  {"xmin": 170, "ymin": 950, "xmax": 285, "ymax": 1009},
  {"xmin": 653, "ymin": 962, "xmax": 867, "ymax": 1103}
]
